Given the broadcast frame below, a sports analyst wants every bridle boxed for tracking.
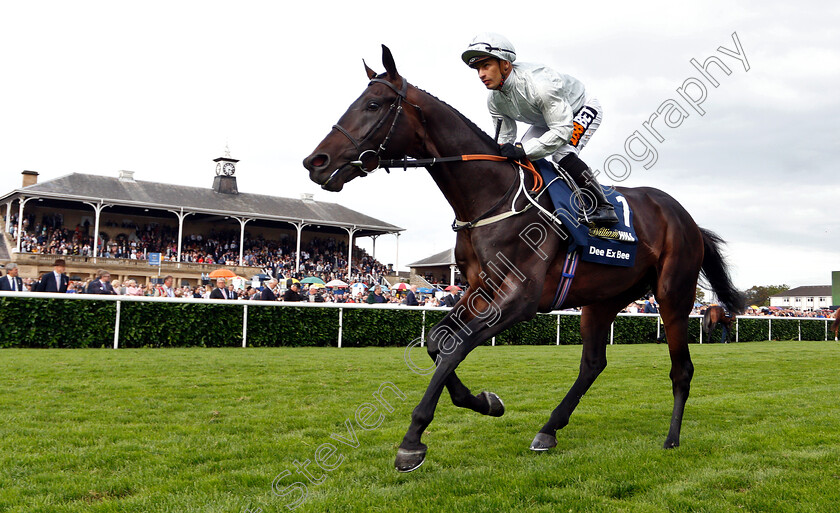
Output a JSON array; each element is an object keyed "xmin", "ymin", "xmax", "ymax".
[{"xmin": 324, "ymin": 77, "xmax": 424, "ymax": 188}]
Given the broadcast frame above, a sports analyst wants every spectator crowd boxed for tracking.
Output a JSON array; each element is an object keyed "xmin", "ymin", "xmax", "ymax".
[
  {"xmin": 5, "ymin": 212, "xmax": 391, "ymax": 286},
  {"xmin": 2, "ymin": 258, "xmax": 454, "ymax": 306}
]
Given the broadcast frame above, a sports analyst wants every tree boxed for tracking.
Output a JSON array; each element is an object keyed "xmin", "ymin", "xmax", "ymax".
[
  {"xmin": 695, "ymin": 287, "xmax": 706, "ymax": 303},
  {"xmin": 743, "ymin": 284, "xmax": 789, "ymax": 307}
]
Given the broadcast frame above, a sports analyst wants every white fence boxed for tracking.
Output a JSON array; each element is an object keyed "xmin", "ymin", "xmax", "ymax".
[{"xmin": 0, "ymin": 291, "xmax": 835, "ymax": 348}]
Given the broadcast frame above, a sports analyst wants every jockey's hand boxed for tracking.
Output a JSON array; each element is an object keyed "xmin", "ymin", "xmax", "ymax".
[{"xmin": 500, "ymin": 143, "xmax": 527, "ymax": 160}]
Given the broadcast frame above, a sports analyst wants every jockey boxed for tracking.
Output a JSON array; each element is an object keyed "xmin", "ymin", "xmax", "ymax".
[{"xmin": 461, "ymin": 32, "xmax": 619, "ymax": 226}]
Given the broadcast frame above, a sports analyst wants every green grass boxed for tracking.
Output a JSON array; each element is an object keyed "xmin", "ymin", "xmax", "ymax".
[{"xmin": 1, "ymin": 341, "xmax": 839, "ymax": 512}]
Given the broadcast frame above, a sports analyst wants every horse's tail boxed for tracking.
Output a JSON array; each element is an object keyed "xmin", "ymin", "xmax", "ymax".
[{"xmin": 699, "ymin": 228, "xmax": 745, "ymax": 314}]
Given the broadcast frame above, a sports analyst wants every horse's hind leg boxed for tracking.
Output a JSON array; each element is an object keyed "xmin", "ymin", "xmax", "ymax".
[
  {"xmin": 657, "ymin": 281, "xmax": 697, "ymax": 448},
  {"xmin": 531, "ymin": 300, "xmax": 622, "ymax": 451},
  {"xmin": 703, "ymin": 319, "xmax": 712, "ymax": 344}
]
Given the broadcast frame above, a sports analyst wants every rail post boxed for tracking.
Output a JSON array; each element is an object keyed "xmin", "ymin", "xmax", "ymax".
[
  {"xmin": 242, "ymin": 304, "xmax": 248, "ymax": 348},
  {"xmin": 113, "ymin": 300, "xmax": 121, "ymax": 349},
  {"xmin": 421, "ymin": 310, "xmax": 426, "ymax": 347},
  {"xmin": 338, "ymin": 307, "xmax": 343, "ymax": 348}
]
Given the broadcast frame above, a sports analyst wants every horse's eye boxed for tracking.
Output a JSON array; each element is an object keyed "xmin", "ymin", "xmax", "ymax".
[{"xmin": 366, "ymin": 101, "xmax": 381, "ymax": 111}]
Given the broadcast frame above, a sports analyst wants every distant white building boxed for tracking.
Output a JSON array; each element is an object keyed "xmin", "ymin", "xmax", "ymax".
[{"xmin": 769, "ymin": 285, "xmax": 832, "ymax": 310}]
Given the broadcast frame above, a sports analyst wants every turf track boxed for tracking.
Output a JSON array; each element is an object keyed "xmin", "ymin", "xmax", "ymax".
[{"xmin": 1, "ymin": 341, "xmax": 839, "ymax": 512}]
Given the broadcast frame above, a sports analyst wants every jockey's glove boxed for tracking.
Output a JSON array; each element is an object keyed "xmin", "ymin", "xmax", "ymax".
[{"xmin": 500, "ymin": 142, "xmax": 527, "ymax": 160}]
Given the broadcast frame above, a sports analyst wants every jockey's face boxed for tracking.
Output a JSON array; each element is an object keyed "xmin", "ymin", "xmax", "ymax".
[{"xmin": 475, "ymin": 58, "xmax": 511, "ymax": 90}]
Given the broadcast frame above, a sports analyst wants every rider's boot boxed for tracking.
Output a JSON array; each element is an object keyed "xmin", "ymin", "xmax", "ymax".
[{"xmin": 557, "ymin": 153, "xmax": 619, "ymax": 226}]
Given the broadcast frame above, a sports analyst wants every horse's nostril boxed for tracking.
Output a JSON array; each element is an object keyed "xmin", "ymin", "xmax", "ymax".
[{"xmin": 310, "ymin": 154, "xmax": 328, "ymax": 169}]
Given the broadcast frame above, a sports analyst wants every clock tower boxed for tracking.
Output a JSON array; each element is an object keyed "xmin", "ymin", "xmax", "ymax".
[{"xmin": 212, "ymin": 146, "xmax": 240, "ymax": 194}]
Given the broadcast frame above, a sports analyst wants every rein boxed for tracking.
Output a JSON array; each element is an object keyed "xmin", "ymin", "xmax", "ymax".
[
  {"xmin": 379, "ymin": 154, "xmax": 546, "ymax": 232},
  {"xmin": 380, "ymin": 154, "xmax": 543, "ymax": 193}
]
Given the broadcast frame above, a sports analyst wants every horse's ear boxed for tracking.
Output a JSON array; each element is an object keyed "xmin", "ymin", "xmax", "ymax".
[
  {"xmin": 363, "ymin": 59, "xmax": 377, "ymax": 80},
  {"xmin": 382, "ymin": 44, "xmax": 399, "ymax": 79}
]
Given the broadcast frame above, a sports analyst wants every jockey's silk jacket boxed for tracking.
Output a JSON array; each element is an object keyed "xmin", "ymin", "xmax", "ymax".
[{"xmin": 487, "ymin": 61, "xmax": 587, "ymax": 160}]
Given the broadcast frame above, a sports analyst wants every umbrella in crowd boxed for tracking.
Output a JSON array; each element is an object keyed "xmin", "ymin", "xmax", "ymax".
[
  {"xmin": 326, "ymin": 279, "xmax": 349, "ymax": 288},
  {"xmin": 309, "ymin": 283, "xmax": 326, "ymax": 289},
  {"xmin": 350, "ymin": 282, "xmax": 368, "ymax": 295},
  {"xmin": 418, "ymin": 287, "xmax": 434, "ymax": 294},
  {"xmin": 208, "ymin": 269, "xmax": 237, "ymax": 278},
  {"xmin": 301, "ymin": 276, "xmax": 326, "ymax": 285},
  {"xmin": 392, "ymin": 283, "xmax": 409, "ymax": 291},
  {"xmin": 445, "ymin": 285, "xmax": 461, "ymax": 292}
]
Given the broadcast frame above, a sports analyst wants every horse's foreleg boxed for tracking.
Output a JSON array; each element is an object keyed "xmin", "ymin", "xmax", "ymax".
[
  {"xmin": 396, "ymin": 335, "xmax": 501, "ymax": 471},
  {"xmin": 531, "ymin": 303, "xmax": 617, "ymax": 451},
  {"xmin": 423, "ymin": 340, "xmax": 504, "ymax": 416},
  {"xmin": 444, "ymin": 373, "xmax": 505, "ymax": 416},
  {"xmin": 395, "ymin": 350, "xmax": 463, "ymax": 472},
  {"xmin": 396, "ymin": 304, "xmax": 530, "ymax": 472}
]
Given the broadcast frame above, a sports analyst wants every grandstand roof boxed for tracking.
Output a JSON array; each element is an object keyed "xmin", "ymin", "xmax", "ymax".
[
  {"xmin": 408, "ymin": 248, "xmax": 455, "ymax": 268},
  {"xmin": 1, "ymin": 172, "xmax": 403, "ymax": 236}
]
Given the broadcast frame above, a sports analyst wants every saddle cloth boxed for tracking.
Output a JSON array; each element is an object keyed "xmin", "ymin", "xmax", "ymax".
[{"xmin": 534, "ymin": 159, "xmax": 637, "ymax": 267}]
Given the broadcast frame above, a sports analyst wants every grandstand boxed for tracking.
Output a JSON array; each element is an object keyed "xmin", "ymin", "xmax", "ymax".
[{"xmin": 0, "ymin": 154, "xmax": 403, "ymax": 286}]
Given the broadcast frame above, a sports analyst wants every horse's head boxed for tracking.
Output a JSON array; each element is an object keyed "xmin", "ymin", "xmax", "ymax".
[{"xmin": 303, "ymin": 45, "xmax": 425, "ymax": 191}]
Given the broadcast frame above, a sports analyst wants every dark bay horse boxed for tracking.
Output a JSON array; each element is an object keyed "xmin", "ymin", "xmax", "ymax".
[
  {"xmin": 303, "ymin": 46, "xmax": 745, "ymax": 472},
  {"xmin": 833, "ymin": 309, "xmax": 839, "ymax": 341},
  {"xmin": 702, "ymin": 305, "xmax": 735, "ymax": 343}
]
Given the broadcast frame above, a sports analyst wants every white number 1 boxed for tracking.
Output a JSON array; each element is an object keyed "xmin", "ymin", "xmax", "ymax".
[{"xmin": 615, "ymin": 195, "xmax": 631, "ymax": 227}]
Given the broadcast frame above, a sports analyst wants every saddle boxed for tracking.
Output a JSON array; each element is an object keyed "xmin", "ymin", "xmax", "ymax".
[{"xmin": 534, "ymin": 159, "xmax": 638, "ymax": 268}]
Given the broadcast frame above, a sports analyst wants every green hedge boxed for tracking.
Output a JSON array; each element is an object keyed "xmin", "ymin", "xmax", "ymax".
[
  {"xmin": 120, "ymin": 302, "xmax": 242, "ymax": 348},
  {"xmin": 0, "ymin": 298, "xmax": 115, "ymax": 348},
  {"xmin": 0, "ymin": 297, "xmax": 834, "ymax": 348},
  {"xmin": 249, "ymin": 306, "xmax": 339, "ymax": 347},
  {"xmin": 737, "ymin": 317, "xmax": 769, "ymax": 342}
]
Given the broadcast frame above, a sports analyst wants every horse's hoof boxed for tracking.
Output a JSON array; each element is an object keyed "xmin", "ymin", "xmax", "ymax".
[
  {"xmin": 663, "ymin": 439, "xmax": 679, "ymax": 449},
  {"xmin": 530, "ymin": 432, "xmax": 557, "ymax": 451},
  {"xmin": 395, "ymin": 445, "xmax": 427, "ymax": 472},
  {"xmin": 479, "ymin": 391, "xmax": 505, "ymax": 417}
]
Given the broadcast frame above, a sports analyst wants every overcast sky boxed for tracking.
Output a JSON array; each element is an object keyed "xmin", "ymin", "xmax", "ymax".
[{"xmin": 2, "ymin": 1, "xmax": 838, "ymax": 291}]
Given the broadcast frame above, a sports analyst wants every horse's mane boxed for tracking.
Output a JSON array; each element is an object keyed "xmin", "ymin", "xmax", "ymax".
[
  {"xmin": 415, "ymin": 86, "xmax": 499, "ymax": 149},
  {"xmin": 374, "ymin": 73, "xmax": 498, "ymax": 149}
]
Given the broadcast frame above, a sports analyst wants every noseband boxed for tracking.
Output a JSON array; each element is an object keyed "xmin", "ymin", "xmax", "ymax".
[{"xmin": 325, "ymin": 78, "xmax": 423, "ymax": 187}]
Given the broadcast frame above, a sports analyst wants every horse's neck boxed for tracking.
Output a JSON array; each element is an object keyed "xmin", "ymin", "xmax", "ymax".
[{"xmin": 415, "ymin": 94, "xmax": 512, "ymax": 221}]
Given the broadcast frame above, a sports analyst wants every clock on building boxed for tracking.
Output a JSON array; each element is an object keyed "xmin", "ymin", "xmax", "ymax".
[{"xmin": 213, "ymin": 146, "xmax": 240, "ymax": 178}]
